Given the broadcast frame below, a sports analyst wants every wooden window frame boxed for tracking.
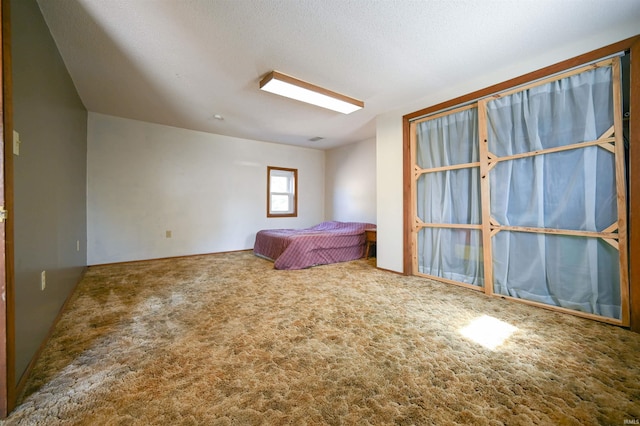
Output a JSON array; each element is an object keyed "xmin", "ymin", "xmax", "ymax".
[
  {"xmin": 267, "ymin": 166, "xmax": 298, "ymax": 218},
  {"xmin": 403, "ymin": 34, "xmax": 640, "ymax": 331}
]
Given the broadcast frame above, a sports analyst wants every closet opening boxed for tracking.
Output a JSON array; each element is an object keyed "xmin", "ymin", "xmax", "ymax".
[{"xmin": 403, "ymin": 37, "xmax": 640, "ymax": 328}]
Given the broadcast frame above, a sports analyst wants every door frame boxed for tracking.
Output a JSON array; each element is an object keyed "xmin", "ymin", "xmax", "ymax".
[{"xmin": 0, "ymin": 0, "xmax": 15, "ymax": 417}]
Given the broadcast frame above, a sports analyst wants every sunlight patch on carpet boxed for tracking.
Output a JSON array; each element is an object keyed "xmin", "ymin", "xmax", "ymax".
[{"xmin": 459, "ymin": 315, "xmax": 518, "ymax": 350}]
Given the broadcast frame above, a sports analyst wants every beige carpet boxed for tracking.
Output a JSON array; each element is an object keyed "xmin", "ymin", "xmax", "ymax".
[{"xmin": 2, "ymin": 251, "xmax": 640, "ymax": 425}]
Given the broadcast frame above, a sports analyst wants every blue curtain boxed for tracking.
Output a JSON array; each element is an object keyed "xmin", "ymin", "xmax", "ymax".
[
  {"xmin": 486, "ymin": 65, "xmax": 621, "ymax": 319},
  {"xmin": 416, "ymin": 108, "xmax": 484, "ymax": 286}
]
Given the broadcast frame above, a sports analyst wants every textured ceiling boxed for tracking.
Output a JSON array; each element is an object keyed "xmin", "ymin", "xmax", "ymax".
[{"xmin": 36, "ymin": 0, "xmax": 640, "ymax": 149}]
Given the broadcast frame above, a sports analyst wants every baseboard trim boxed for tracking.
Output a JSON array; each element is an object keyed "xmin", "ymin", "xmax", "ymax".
[
  {"xmin": 375, "ymin": 266, "xmax": 405, "ymax": 276},
  {"xmin": 88, "ymin": 249, "xmax": 254, "ymax": 267}
]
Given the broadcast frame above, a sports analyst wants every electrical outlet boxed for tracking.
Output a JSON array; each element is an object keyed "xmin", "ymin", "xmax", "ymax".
[
  {"xmin": 41, "ymin": 271, "xmax": 46, "ymax": 291},
  {"xmin": 166, "ymin": 230, "xmax": 172, "ymax": 238}
]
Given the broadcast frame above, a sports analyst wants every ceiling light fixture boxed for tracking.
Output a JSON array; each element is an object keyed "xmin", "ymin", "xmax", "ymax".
[{"xmin": 259, "ymin": 71, "xmax": 364, "ymax": 114}]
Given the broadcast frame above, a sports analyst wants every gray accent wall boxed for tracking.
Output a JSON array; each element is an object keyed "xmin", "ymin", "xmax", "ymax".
[{"xmin": 11, "ymin": 0, "xmax": 87, "ymax": 381}]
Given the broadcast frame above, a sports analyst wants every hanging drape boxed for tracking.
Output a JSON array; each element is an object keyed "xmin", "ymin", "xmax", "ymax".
[
  {"xmin": 416, "ymin": 107, "xmax": 484, "ymax": 286},
  {"xmin": 413, "ymin": 60, "xmax": 626, "ymax": 322},
  {"xmin": 486, "ymin": 65, "xmax": 621, "ymax": 319}
]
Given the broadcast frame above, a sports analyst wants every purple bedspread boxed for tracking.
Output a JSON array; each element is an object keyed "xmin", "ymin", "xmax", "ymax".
[{"xmin": 253, "ymin": 221, "xmax": 376, "ymax": 270}]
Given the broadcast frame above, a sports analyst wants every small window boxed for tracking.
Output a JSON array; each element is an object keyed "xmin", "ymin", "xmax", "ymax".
[{"xmin": 267, "ymin": 166, "xmax": 297, "ymax": 217}]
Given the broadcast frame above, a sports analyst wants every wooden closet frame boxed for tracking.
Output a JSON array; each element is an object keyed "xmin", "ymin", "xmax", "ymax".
[{"xmin": 403, "ymin": 35, "xmax": 640, "ymax": 331}]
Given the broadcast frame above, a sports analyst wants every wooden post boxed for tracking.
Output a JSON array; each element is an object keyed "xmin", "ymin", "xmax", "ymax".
[
  {"xmin": 477, "ymin": 100, "xmax": 494, "ymax": 295},
  {"xmin": 611, "ymin": 57, "xmax": 630, "ymax": 326},
  {"xmin": 409, "ymin": 121, "xmax": 418, "ymax": 275},
  {"xmin": 629, "ymin": 38, "xmax": 640, "ymax": 332},
  {"xmin": 403, "ymin": 117, "xmax": 412, "ymax": 275}
]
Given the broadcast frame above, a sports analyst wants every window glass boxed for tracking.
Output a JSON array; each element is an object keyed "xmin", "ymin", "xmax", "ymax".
[{"xmin": 267, "ymin": 166, "xmax": 297, "ymax": 217}]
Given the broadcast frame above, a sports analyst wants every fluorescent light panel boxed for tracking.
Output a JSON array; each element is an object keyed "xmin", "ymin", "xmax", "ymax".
[{"xmin": 260, "ymin": 71, "xmax": 363, "ymax": 114}]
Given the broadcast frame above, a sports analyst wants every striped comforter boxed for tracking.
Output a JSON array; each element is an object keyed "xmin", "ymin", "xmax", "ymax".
[{"xmin": 253, "ymin": 221, "xmax": 376, "ymax": 270}]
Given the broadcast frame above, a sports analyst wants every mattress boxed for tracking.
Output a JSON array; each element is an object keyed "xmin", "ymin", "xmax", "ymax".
[{"xmin": 253, "ymin": 221, "xmax": 376, "ymax": 270}]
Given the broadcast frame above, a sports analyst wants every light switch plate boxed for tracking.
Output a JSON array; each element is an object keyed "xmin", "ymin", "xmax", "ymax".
[{"xmin": 13, "ymin": 130, "xmax": 20, "ymax": 156}]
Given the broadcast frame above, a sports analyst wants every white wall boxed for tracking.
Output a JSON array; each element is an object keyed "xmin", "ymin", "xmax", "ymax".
[
  {"xmin": 87, "ymin": 113, "xmax": 325, "ymax": 264},
  {"xmin": 325, "ymin": 137, "xmax": 376, "ymax": 224},
  {"xmin": 375, "ymin": 29, "xmax": 640, "ymax": 274},
  {"xmin": 375, "ymin": 115, "xmax": 404, "ymax": 272}
]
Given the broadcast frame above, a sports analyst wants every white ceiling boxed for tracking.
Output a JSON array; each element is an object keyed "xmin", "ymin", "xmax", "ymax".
[{"xmin": 36, "ymin": 0, "xmax": 640, "ymax": 150}]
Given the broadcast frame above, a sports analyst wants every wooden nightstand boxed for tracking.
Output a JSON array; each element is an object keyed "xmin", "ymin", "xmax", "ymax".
[{"xmin": 364, "ymin": 228, "xmax": 377, "ymax": 258}]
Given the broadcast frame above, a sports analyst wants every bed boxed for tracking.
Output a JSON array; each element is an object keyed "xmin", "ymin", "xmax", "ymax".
[{"xmin": 253, "ymin": 221, "xmax": 376, "ymax": 270}]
